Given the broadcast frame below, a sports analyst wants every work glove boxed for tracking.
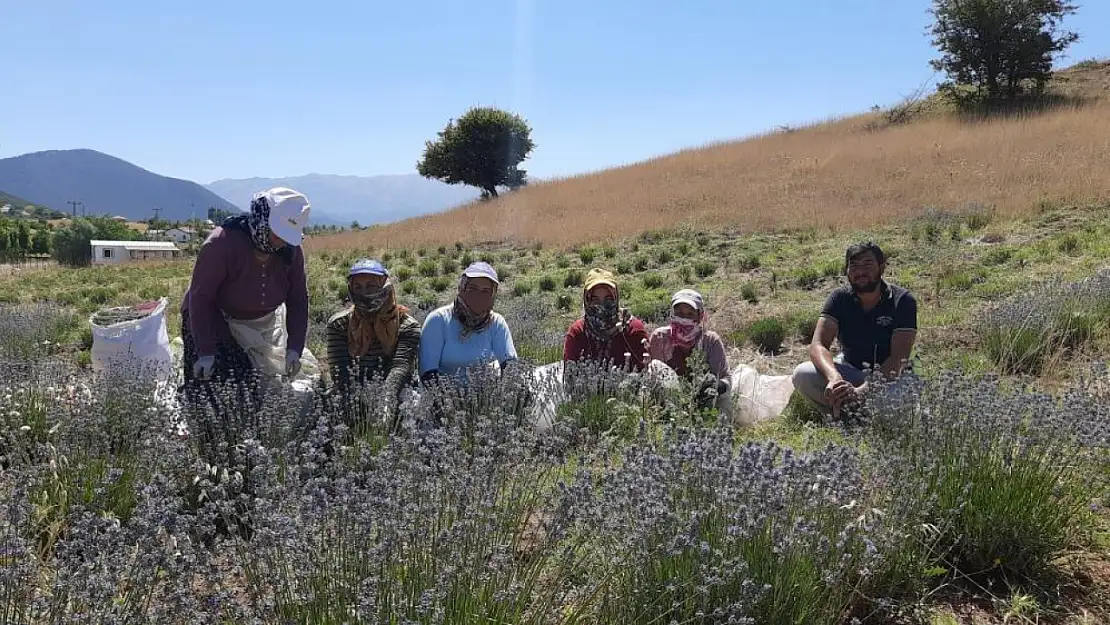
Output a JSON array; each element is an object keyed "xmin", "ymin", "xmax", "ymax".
[
  {"xmin": 694, "ymin": 374, "xmax": 726, "ymax": 410},
  {"xmin": 193, "ymin": 356, "xmax": 216, "ymax": 381},
  {"xmin": 285, "ymin": 351, "xmax": 302, "ymax": 378}
]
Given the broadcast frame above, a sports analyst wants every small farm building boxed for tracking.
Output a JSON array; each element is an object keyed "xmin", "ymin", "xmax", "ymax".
[{"xmin": 90, "ymin": 240, "xmax": 181, "ymax": 265}]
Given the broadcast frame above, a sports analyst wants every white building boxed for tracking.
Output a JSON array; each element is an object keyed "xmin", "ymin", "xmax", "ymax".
[
  {"xmin": 163, "ymin": 227, "xmax": 196, "ymax": 243},
  {"xmin": 90, "ymin": 240, "xmax": 181, "ymax": 265}
]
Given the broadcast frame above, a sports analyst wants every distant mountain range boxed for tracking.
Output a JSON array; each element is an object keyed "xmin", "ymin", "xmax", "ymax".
[
  {"xmin": 206, "ymin": 174, "xmax": 480, "ymax": 227},
  {"xmin": 0, "ymin": 148, "xmax": 479, "ymax": 228},
  {"xmin": 0, "ymin": 149, "xmax": 238, "ymax": 222}
]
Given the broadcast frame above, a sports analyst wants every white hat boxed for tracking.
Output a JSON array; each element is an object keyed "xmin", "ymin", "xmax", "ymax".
[
  {"xmin": 671, "ymin": 288, "xmax": 704, "ymax": 311},
  {"xmin": 259, "ymin": 187, "xmax": 311, "ymax": 246}
]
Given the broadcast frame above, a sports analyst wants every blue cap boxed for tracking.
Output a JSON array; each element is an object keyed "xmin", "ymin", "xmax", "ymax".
[
  {"xmin": 349, "ymin": 258, "xmax": 389, "ymax": 278},
  {"xmin": 462, "ymin": 261, "xmax": 499, "ymax": 284}
]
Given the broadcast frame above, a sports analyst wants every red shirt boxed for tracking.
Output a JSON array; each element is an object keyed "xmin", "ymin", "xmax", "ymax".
[{"xmin": 563, "ymin": 318, "xmax": 650, "ymax": 371}]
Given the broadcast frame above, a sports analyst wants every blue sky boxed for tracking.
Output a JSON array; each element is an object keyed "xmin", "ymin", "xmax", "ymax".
[{"xmin": 2, "ymin": 1, "xmax": 1107, "ymax": 184}]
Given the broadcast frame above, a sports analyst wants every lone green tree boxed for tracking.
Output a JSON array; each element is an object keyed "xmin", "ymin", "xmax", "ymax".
[
  {"xmin": 417, "ymin": 107, "xmax": 535, "ymax": 199},
  {"xmin": 929, "ymin": 0, "xmax": 1080, "ymax": 105}
]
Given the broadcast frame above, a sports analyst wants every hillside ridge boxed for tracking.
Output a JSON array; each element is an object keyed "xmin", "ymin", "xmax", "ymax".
[{"xmin": 309, "ymin": 58, "xmax": 1110, "ymax": 251}]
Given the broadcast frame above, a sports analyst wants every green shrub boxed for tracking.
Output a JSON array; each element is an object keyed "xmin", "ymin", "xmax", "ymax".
[
  {"xmin": 794, "ymin": 266, "xmax": 821, "ymax": 289},
  {"xmin": 401, "ymin": 280, "xmax": 422, "ymax": 295},
  {"xmin": 982, "ymin": 247, "xmax": 1013, "ymax": 266},
  {"xmin": 394, "ymin": 266, "xmax": 414, "ymax": 282},
  {"xmin": 677, "ymin": 265, "xmax": 692, "ymax": 282},
  {"xmin": 939, "ymin": 271, "xmax": 974, "ymax": 292},
  {"xmin": 695, "ymin": 232, "xmax": 711, "ymax": 248},
  {"xmin": 820, "ymin": 261, "xmax": 841, "ymax": 278},
  {"xmin": 479, "ymin": 252, "xmax": 496, "ymax": 264},
  {"xmin": 538, "ymin": 275, "xmax": 558, "ymax": 292},
  {"xmin": 556, "ymin": 254, "xmax": 571, "ymax": 269},
  {"xmin": 601, "ymin": 246, "xmax": 617, "ymax": 259},
  {"xmin": 459, "ymin": 252, "xmax": 474, "ymax": 269},
  {"xmin": 516, "ymin": 343, "xmax": 564, "ymax": 365},
  {"xmin": 437, "ymin": 245, "xmax": 448, "ymax": 256},
  {"xmin": 564, "ymin": 270, "xmax": 585, "ymax": 288},
  {"xmin": 381, "ymin": 251, "xmax": 393, "ymax": 264},
  {"xmin": 748, "ymin": 317, "xmax": 786, "ymax": 354},
  {"xmin": 633, "ymin": 256, "xmax": 650, "ymax": 272},
  {"xmin": 641, "ymin": 273, "xmax": 665, "ymax": 289},
  {"xmin": 418, "ymin": 292, "xmax": 439, "ymax": 310},
  {"xmin": 964, "ymin": 208, "xmax": 993, "ymax": 231},
  {"xmin": 441, "ymin": 257, "xmax": 458, "ymax": 275},
  {"xmin": 455, "ymin": 242, "xmax": 465, "ymax": 253},
  {"xmin": 616, "ymin": 261, "xmax": 633, "ymax": 275},
  {"xmin": 555, "ymin": 294, "xmax": 573, "ymax": 311},
  {"xmin": 737, "ymin": 254, "xmax": 761, "ymax": 272},
  {"xmin": 628, "ymin": 289, "xmax": 670, "ymax": 322},
  {"xmin": 785, "ymin": 311, "xmax": 817, "ymax": 343},
  {"xmin": 676, "ymin": 241, "xmax": 691, "ymax": 256},
  {"xmin": 417, "ymin": 247, "xmax": 428, "ymax": 258},
  {"xmin": 694, "ymin": 260, "xmax": 716, "ymax": 279},
  {"xmin": 430, "ymin": 277, "xmax": 451, "ymax": 292},
  {"xmin": 655, "ymin": 248, "xmax": 674, "ymax": 265},
  {"xmin": 578, "ymin": 247, "xmax": 597, "ymax": 264},
  {"xmin": 417, "ymin": 259, "xmax": 439, "ymax": 278},
  {"xmin": 1058, "ymin": 233, "xmax": 1082, "ymax": 254},
  {"xmin": 512, "ymin": 281, "xmax": 534, "ymax": 297},
  {"xmin": 740, "ymin": 282, "xmax": 759, "ymax": 304}
]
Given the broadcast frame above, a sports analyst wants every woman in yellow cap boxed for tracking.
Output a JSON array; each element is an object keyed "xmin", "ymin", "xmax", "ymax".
[{"xmin": 562, "ymin": 268, "xmax": 649, "ymax": 372}]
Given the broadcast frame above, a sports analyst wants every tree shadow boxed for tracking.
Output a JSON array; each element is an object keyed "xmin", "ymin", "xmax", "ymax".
[{"xmin": 953, "ymin": 93, "xmax": 1092, "ymax": 123}]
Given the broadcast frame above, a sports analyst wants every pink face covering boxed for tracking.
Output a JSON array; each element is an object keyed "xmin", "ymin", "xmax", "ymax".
[{"xmin": 669, "ymin": 315, "xmax": 702, "ymax": 350}]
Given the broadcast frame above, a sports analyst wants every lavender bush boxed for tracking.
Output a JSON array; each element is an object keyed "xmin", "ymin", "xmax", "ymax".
[
  {"xmin": 976, "ymin": 272, "xmax": 1110, "ymax": 375},
  {"xmin": 1, "ymin": 301, "xmax": 1109, "ymax": 623},
  {"xmin": 862, "ymin": 368, "xmax": 1110, "ymax": 587}
]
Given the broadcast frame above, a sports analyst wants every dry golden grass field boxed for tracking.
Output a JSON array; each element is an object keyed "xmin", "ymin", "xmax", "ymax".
[{"xmin": 309, "ymin": 60, "xmax": 1110, "ymax": 251}]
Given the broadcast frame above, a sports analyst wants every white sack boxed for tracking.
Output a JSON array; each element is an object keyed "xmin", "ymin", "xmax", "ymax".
[{"xmin": 90, "ymin": 297, "xmax": 173, "ymax": 382}]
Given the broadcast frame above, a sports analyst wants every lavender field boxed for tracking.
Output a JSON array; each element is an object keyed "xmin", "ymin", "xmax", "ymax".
[{"xmin": 2, "ymin": 290, "xmax": 1109, "ymax": 625}]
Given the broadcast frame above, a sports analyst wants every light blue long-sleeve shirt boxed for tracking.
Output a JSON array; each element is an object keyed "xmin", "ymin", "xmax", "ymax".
[{"xmin": 418, "ymin": 305, "xmax": 518, "ymax": 379}]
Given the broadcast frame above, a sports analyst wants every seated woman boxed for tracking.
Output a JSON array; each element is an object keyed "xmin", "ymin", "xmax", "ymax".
[
  {"xmin": 563, "ymin": 268, "xmax": 649, "ymax": 372},
  {"xmin": 325, "ymin": 259, "xmax": 421, "ymax": 430},
  {"xmin": 418, "ymin": 262, "xmax": 518, "ymax": 384},
  {"xmin": 648, "ymin": 289, "xmax": 732, "ymax": 412}
]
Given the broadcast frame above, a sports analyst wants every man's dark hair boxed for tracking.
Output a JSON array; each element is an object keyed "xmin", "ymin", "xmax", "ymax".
[{"xmin": 844, "ymin": 241, "xmax": 885, "ymax": 274}]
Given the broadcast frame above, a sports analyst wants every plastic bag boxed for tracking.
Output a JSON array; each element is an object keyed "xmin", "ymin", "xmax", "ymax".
[
  {"xmin": 90, "ymin": 297, "xmax": 174, "ymax": 382},
  {"xmin": 224, "ymin": 305, "xmax": 321, "ymax": 421},
  {"xmin": 224, "ymin": 304, "xmax": 320, "ymax": 386},
  {"xmin": 529, "ymin": 361, "xmax": 567, "ymax": 433},
  {"xmin": 728, "ymin": 364, "xmax": 796, "ymax": 427}
]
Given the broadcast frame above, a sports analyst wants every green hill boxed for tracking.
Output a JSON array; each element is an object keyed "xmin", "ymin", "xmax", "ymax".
[{"xmin": 0, "ymin": 190, "xmax": 64, "ymax": 219}]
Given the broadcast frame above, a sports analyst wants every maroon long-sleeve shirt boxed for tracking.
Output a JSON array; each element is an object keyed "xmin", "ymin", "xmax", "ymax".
[
  {"xmin": 563, "ymin": 318, "xmax": 650, "ymax": 371},
  {"xmin": 181, "ymin": 226, "xmax": 309, "ymax": 358}
]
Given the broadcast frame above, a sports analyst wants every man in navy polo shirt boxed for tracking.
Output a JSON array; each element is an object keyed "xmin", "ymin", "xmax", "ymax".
[{"xmin": 791, "ymin": 241, "xmax": 918, "ymax": 418}]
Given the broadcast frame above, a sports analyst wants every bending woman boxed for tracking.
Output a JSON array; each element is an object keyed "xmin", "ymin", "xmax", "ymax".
[
  {"xmin": 326, "ymin": 259, "xmax": 421, "ymax": 429},
  {"xmin": 181, "ymin": 187, "xmax": 311, "ymax": 386}
]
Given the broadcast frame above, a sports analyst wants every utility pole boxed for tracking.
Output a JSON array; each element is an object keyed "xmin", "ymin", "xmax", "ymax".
[
  {"xmin": 152, "ymin": 207, "xmax": 162, "ymax": 223},
  {"xmin": 66, "ymin": 200, "xmax": 84, "ymax": 217}
]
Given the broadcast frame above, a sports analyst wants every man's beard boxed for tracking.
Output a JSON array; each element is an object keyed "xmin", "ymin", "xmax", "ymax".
[{"xmin": 852, "ymin": 278, "xmax": 880, "ymax": 293}]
